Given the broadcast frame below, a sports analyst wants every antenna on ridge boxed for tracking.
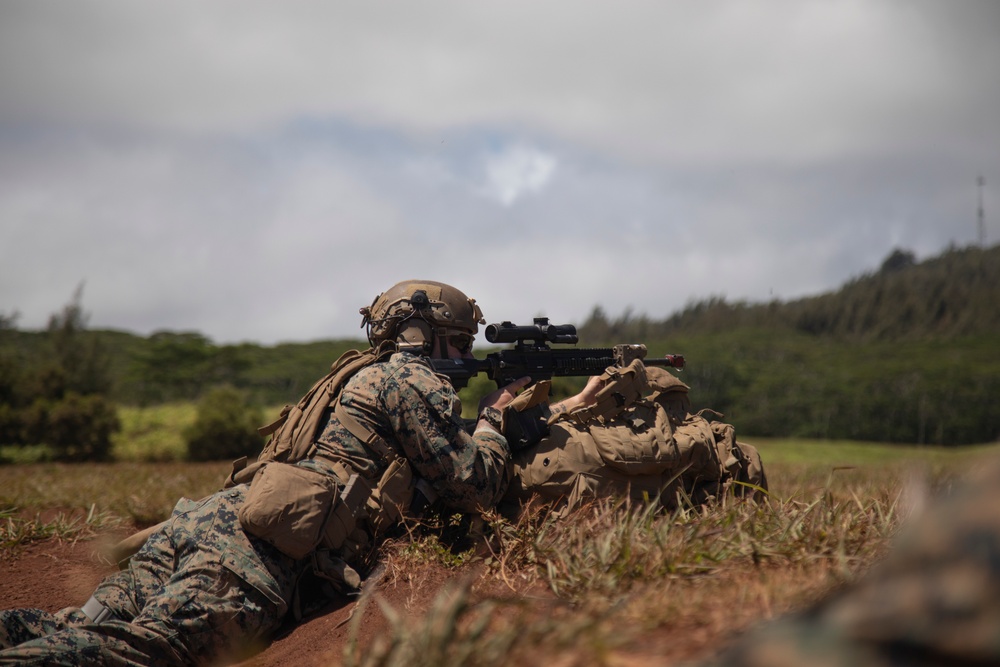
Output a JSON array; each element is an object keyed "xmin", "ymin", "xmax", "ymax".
[{"xmin": 978, "ymin": 175, "xmax": 986, "ymax": 247}]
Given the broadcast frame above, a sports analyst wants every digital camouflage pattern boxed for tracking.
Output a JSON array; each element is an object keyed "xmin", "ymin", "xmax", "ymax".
[
  {"xmin": 0, "ymin": 486, "xmax": 298, "ymax": 666},
  {"xmin": 702, "ymin": 454, "xmax": 1000, "ymax": 667},
  {"xmin": 316, "ymin": 351, "xmax": 511, "ymax": 512},
  {"xmin": 0, "ymin": 351, "xmax": 512, "ymax": 666}
]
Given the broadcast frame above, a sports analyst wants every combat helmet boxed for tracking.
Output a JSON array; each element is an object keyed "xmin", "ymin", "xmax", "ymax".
[{"xmin": 360, "ymin": 280, "xmax": 485, "ymax": 356}]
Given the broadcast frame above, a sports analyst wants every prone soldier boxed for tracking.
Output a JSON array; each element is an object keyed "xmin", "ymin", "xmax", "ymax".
[
  {"xmin": 0, "ymin": 279, "xmax": 765, "ymax": 666},
  {"xmin": 0, "ymin": 280, "xmax": 584, "ymax": 666}
]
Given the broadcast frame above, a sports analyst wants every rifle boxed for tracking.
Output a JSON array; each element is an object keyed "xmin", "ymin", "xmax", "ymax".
[
  {"xmin": 430, "ymin": 317, "xmax": 685, "ymax": 389},
  {"xmin": 431, "ymin": 317, "xmax": 684, "ymax": 449}
]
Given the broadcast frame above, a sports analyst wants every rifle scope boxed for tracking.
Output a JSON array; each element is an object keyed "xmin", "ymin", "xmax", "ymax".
[{"xmin": 485, "ymin": 317, "xmax": 579, "ymax": 345}]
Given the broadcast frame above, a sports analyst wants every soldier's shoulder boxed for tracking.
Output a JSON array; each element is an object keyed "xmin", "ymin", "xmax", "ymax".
[
  {"xmin": 356, "ymin": 351, "xmax": 436, "ymax": 384},
  {"xmin": 387, "ymin": 350, "xmax": 431, "ymax": 365}
]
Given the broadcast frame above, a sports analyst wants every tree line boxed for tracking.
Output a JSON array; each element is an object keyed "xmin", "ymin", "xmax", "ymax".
[
  {"xmin": 577, "ymin": 244, "xmax": 1000, "ymax": 445},
  {"xmin": 1, "ymin": 244, "xmax": 997, "ymax": 461},
  {"xmin": 0, "ymin": 288, "xmax": 120, "ymax": 460}
]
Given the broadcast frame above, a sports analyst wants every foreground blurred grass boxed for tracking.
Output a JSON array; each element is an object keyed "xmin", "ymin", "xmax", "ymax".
[{"xmin": 748, "ymin": 437, "xmax": 998, "ymax": 498}]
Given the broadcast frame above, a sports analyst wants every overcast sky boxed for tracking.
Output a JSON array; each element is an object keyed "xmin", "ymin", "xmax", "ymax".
[{"xmin": 1, "ymin": 1, "xmax": 997, "ymax": 345}]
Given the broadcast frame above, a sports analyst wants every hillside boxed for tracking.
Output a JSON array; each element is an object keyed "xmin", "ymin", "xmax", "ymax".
[
  {"xmin": 3, "ymin": 244, "xmax": 998, "ymax": 445},
  {"xmin": 578, "ymin": 244, "xmax": 1000, "ymax": 342},
  {"xmin": 576, "ymin": 244, "xmax": 1000, "ymax": 445},
  {"xmin": 788, "ymin": 246, "xmax": 1000, "ymax": 340}
]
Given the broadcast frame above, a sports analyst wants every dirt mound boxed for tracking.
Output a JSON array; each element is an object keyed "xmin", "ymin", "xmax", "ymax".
[{"xmin": 241, "ymin": 561, "xmax": 465, "ymax": 667}]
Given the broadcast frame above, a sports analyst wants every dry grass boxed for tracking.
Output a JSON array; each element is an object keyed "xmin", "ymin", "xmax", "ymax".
[
  {"xmin": 344, "ymin": 441, "xmax": 999, "ymax": 667},
  {"xmin": 1, "ymin": 439, "xmax": 997, "ymax": 664},
  {"xmin": 0, "ymin": 460, "xmax": 229, "ymax": 537}
]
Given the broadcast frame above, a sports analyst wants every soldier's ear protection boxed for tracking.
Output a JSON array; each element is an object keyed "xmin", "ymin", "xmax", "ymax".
[
  {"xmin": 360, "ymin": 281, "xmax": 481, "ymax": 355},
  {"xmin": 395, "ymin": 290, "xmax": 439, "ymax": 355}
]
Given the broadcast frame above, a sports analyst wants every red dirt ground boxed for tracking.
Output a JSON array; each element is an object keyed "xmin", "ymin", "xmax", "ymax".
[
  {"xmin": 0, "ymin": 539, "xmax": 438, "ymax": 667},
  {"xmin": 0, "ymin": 536, "xmax": 504, "ymax": 667},
  {"xmin": 0, "ymin": 533, "xmax": 765, "ymax": 666}
]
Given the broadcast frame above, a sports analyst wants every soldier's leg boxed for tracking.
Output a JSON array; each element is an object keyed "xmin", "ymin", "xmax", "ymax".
[
  {"xmin": 0, "ymin": 621, "xmax": 163, "ymax": 667},
  {"xmin": 0, "ymin": 508, "xmax": 191, "ymax": 665},
  {"xmin": 0, "ymin": 607, "xmax": 87, "ymax": 650},
  {"xmin": 0, "ymin": 586, "xmax": 281, "ymax": 667},
  {"xmin": 0, "ymin": 539, "xmax": 157, "ymax": 664},
  {"xmin": 116, "ymin": 487, "xmax": 299, "ymax": 665},
  {"xmin": 130, "ymin": 547, "xmax": 292, "ymax": 665},
  {"xmin": 88, "ymin": 524, "xmax": 174, "ymax": 622},
  {"xmin": 0, "ymin": 562, "xmax": 287, "ymax": 667},
  {"xmin": 0, "ymin": 606, "xmax": 157, "ymax": 666}
]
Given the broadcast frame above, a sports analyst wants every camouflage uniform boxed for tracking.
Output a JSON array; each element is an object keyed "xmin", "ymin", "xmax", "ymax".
[
  {"xmin": 0, "ymin": 486, "xmax": 297, "ymax": 667},
  {"xmin": 0, "ymin": 351, "xmax": 511, "ymax": 666},
  {"xmin": 702, "ymin": 454, "xmax": 1000, "ymax": 667}
]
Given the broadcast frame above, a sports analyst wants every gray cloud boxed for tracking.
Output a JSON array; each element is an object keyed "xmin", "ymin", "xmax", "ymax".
[{"xmin": 1, "ymin": 1, "xmax": 997, "ymax": 344}]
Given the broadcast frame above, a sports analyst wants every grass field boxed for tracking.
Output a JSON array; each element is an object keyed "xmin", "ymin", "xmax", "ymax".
[
  {"xmin": 2, "ymin": 429, "xmax": 997, "ymax": 665},
  {"xmin": 4, "ymin": 435, "xmax": 994, "ymax": 531},
  {"xmin": 342, "ymin": 439, "xmax": 1000, "ymax": 666}
]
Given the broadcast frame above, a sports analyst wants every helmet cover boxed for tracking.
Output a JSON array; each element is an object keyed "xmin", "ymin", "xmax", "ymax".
[{"xmin": 360, "ymin": 280, "xmax": 485, "ymax": 353}]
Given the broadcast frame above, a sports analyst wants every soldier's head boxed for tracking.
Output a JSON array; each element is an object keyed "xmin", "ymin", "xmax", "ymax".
[{"xmin": 360, "ymin": 280, "xmax": 485, "ymax": 358}]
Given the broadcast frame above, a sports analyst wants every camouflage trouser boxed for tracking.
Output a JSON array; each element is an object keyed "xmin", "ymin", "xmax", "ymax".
[{"xmin": 0, "ymin": 485, "xmax": 302, "ymax": 667}]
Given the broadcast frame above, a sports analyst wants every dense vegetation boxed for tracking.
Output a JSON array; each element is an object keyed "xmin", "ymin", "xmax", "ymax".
[
  {"xmin": 577, "ymin": 244, "xmax": 1000, "ymax": 445},
  {"xmin": 0, "ymin": 288, "xmax": 120, "ymax": 461},
  {"xmin": 1, "ymin": 244, "xmax": 997, "ymax": 461},
  {"xmin": 579, "ymin": 245, "xmax": 999, "ymax": 342}
]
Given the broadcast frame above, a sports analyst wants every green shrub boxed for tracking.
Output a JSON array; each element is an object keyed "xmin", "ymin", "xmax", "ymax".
[
  {"xmin": 0, "ymin": 402, "xmax": 21, "ymax": 446},
  {"xmin": 184, "ymin": 386, "xmax": 264, "ymax": 462},
  {"xmin": 45, "ymin": 392, "xmax": 121, "ymax": 461},
  {"xmin": 9, "ymin": 393, "xmax": 120, "ymax": 462},
  {"xmin": 112, "ymin": 403, "xmax": 197, "ymax": 463},
  {"xmin": 0, "ymin": 288, "xmax": 121, "ymax": 461}
]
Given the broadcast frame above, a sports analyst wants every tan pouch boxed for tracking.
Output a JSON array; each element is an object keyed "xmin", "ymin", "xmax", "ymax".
[
  {"xmin": 646, "ymin": 367, "xmax": 692, "ymax": 422},
  {"xmin": 589, "ymin": 400, "xmax": 677, "ymax": 475},
  {"xmin": 367, "ymin": 456, "xmax": 415, "ymax": 536},
  {"xmin": 322, "ymin": 473, "xmax": 372, "ymax": 550},
  {"xmin": 239, "ymin": 463, "xmax": 339, "ymax": 560},
  {"xmin": 507, "ymin": 380, "xmax": 551, "ymax": 416},
  {"xmin": 672, "ymin": 413, "xmax": 725, "ymax": 483}
]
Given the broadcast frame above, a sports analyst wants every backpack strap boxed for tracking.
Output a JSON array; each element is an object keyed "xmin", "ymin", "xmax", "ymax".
[
  {"xmin": 255, "ymin": 341, "xmax": 397, "ymax": 464},
  {"xmin": 333, "ymin": 400, "xmax": 398, "ymax": 465}
]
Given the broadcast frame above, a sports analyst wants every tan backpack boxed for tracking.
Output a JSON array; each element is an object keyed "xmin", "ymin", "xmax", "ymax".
[
  {"xmin": 504, "ymin": 361, "xmax": 767, "ymax": 514},
  {"xmin": 110, "ymin": 343, "xmax": 400, "ymax": 570},
  {"xmin": 240, "ymin": 341, "xmax": 397, "ymax": 470}
]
